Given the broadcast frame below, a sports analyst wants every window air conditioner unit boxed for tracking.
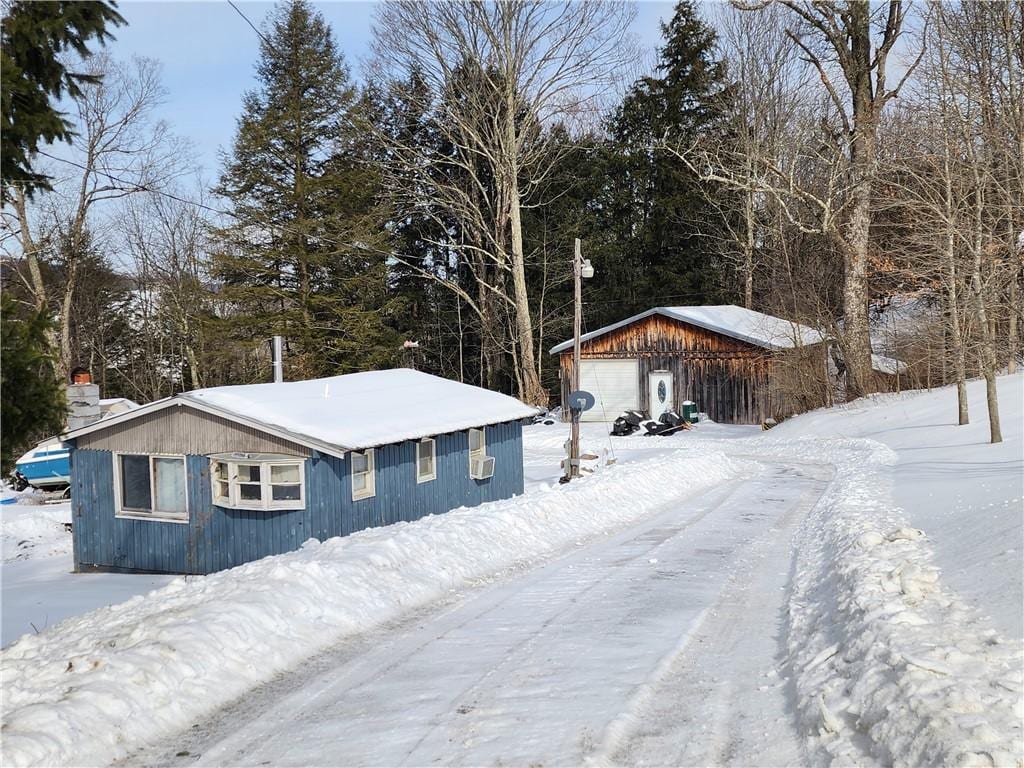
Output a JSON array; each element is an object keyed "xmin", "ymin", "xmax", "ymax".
[{"xmin": 470, "ymin": 455, "xmax": 495, "ymax": 479}]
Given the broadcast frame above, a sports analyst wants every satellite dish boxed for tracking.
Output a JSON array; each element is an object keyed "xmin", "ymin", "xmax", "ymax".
[{"xmin": 568, "ymin": 389, "xmax": 595, "ymax": 412}]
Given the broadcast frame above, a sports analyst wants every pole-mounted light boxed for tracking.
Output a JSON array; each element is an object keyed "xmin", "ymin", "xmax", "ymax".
[{"xmin": 562, "ymin": 239, "xmax": 594, "ymax": 483}]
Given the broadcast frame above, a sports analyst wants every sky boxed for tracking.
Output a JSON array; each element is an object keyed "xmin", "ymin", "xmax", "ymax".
[{"xmin": 99, "ymin": 1, "xmax": 677, "ymax": 181}]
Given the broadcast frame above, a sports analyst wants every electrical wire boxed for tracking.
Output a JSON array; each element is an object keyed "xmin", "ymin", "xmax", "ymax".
[{"xmin": 226, "ymin": 0, "xmax": 278, "ymax": 53}]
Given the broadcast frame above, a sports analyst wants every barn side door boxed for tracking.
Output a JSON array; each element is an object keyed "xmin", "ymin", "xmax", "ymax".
[{"xmin": 648, "ymin": 370, "xmax": 674, "ymax": 418}]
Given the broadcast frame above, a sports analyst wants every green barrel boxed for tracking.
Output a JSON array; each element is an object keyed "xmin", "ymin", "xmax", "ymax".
[{"xmin": 681, "ymin": 401, "xmax": 698, "ymax": 423}]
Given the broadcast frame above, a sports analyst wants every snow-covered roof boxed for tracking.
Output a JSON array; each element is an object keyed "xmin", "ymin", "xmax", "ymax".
[
  {"xmin": 550, "ymin": 305, "xmax": 825, "ymax": 354},
  {"xmin": 64, "ymin": 369, "xmax": 538, "ymax": 455},
  {"xmin": 99, "ymin": 398, "xmax": 139, "ymax": 416},
  {"xmin": 872, "ymin": 353, "xmax": 908, "ymax": 376}
]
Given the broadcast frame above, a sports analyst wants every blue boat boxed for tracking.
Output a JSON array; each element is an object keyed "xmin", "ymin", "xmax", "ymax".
[{"xmin": 14, "ymin": 438, "xmax": 71, "ymax": 490}]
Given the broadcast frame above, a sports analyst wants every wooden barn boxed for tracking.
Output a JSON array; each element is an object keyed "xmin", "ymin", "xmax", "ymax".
[
  {"xmin": 62, "ymin": 369, "xmax": 537, "ymax": 575},
  {"xmin": 550, "ymin": 305, "xmax": 829, "ymax": 425}
]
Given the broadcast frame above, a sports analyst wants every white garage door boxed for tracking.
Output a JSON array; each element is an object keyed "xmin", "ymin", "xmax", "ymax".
[{"xmin": 578, "ymin": 359, "xmax": 639, "ymax": 422}]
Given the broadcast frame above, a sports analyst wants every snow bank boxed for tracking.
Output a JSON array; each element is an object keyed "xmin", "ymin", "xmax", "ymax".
[
  {"xmin": 1, "ymin": 498, "xmax": 71, "ymax": 563},
  {"xmin": 760, "ymin": 435, "xmax": 1023, "ymax": 766},
  {"xmin": 0, "ymin": 448, "xmax": 743, "ymax": 768}
]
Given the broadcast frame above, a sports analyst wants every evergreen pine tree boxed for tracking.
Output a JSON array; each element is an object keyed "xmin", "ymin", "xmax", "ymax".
[
  {"xmin": 213, "ymin": 0, "xmax": 398, "ymax": 380},
  {"xmin": 606, "ymin": 0, "xmax": 731, "ymax": 311},
  {"xmin": 0, "ymin": 0, "xmax": 125, "ymax": 198},
  {"xmin": 1, "ymin": 295, "xmax": 65, "ymax": 473}
]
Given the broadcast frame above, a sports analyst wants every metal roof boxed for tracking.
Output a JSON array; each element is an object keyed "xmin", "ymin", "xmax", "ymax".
[{"xmin": 549, "ymin": 305, "xmax": 825, "ymax": 354}]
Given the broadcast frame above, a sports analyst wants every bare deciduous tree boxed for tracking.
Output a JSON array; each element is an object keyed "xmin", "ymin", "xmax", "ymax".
[
  {"xmin": 3, "ymin": 53, "xmax": 189, "ymax": 377},
  {"xmin": 370, "ymin": 0, "xmax": 635, "ymax": 404},
  {"xmin": 727, "ymin": 0, "xmax": 925, "ymax": 399}
]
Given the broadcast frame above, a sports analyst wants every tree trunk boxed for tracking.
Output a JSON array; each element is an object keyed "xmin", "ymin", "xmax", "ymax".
[
  {"xmin": 14, "ymin": 189, "xmax": 47, "ymax": 311},
  {"xmin": 842, "ymin": 70, "xmax": 877, "ymax": 401},
  {"xmin": 944, "ymin": 229, "xmax": 969, "ymax": 425},
  {"xmin": 743, "ymin": 188, "xmax": 755, "ymax": 309},
  {"xmin": 970, "ymin": 188, "xmax": 1002, "ymax": 444},
  {"xmin": 508, "ymin": 188, "xmax": 545, "ymax": 405},
  {"xmin": 503, "ymin": 89, "xmax": 545, "ymax": 405},
  {"xmin": 1007, "ymin": 224, "xmax": 1019, "ymax": 374},
  {"xmin": 59, "ymin": 259, "xmax": 78, "ymax": 377}
]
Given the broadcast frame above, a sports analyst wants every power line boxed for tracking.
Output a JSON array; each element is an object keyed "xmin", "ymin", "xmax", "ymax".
[
  {"xmin": 34, "ymin": 149, "xmax": 383, "ymax": 258},
  {"xmin": 226, "ymin": 0, "xmax": 277, "ymax": 53},
  {"xmin": 33, "ymin": 151, "xmax": 719, "ymax": 324}
]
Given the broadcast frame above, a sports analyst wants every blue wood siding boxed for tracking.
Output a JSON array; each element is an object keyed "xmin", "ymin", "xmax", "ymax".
[{"xmin": 72, "ymin": 421, "xmax": 524, "ymax": 575}]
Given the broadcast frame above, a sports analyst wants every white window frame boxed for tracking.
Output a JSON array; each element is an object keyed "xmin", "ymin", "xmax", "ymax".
[
  {"xmin": 209, "ymin": 454, "xmax": 305, "ymax": 511},
  {"xmin": 416, "ymin": 438, "xmax": 436, "ymax": 484},
  {"xmin": 351, "ymin": 448, "xmax": 376, "ymax": 501},
  {"xmin": 113, "ymin": 452, "xmax": 189, "ymax": 523},
  {"xmin": 468, "ymin": 428, "xmax": 486, "ymax": 475}
]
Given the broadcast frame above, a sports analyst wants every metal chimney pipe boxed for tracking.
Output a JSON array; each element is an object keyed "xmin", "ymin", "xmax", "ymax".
[{"xmin": 272, "ymin": 335, "xmax": 284, "ymax": 383}]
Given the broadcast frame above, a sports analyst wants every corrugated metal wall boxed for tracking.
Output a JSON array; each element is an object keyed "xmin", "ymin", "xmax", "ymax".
[
  {"xmin": 75, "ymin": 405, "xmax": 312, "ymax": 456},
  {"xmin": 72, "ymin": 420, "xmax": 524, "ymax": 575}
]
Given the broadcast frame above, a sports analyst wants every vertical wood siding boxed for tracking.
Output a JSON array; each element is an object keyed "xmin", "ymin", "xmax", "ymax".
[
  {"xmin": 558, "ymin": 313, "xmax": 827, "ymax": 424},
  {"xmin": 72, "ymin": 421, "xmax": 524, "ymax": 575}
]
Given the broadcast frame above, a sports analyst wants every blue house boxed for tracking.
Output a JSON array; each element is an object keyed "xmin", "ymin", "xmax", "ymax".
[{"xmin": 63, "ymin": 369, "xmax": 538, "ymax": 575}]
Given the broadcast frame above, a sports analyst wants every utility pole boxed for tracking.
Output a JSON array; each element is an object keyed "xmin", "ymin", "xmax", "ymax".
[{"xmin": 563, "ymin": 237, "xmax": 593, "ymax": 483}]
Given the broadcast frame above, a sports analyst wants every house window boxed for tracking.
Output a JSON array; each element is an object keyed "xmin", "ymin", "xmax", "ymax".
[
  {"xmin": 468, "ymin": 428, "xmax": 495, "ymax": 479},
  {"xmin": 351, "ymin": 449, "xmax": 375, "ymax": 501},
  {"xmin": 115, "ymin": 454, "xmax": 188, "ymax": 522},
  {"xmin": 209, "ymin": 454, "xmax": 305, "ymax": 511},
  {"xmin": 416, "ymin": 438, "xmax": 436, "ymax": 483},
  {"xmin": 469, "ymin": 428, "xmax": 485, "ymax": 457}
]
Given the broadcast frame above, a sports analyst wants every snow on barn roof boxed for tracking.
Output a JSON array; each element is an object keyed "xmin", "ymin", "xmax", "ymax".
[
  {"xmin": 63, "ymin": 369, "xmax": 538, "ymax": 456},
  {"xmin": 872, "ymin": 353, "xmax": 908, "ymax": 376},
  {"xmin": 550, "ymin": 305, "xmax": 825, "ymax": 354}
]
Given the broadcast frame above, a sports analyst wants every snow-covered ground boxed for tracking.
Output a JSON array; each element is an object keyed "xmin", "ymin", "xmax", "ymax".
[
  {"xmin": 770, "ymin": 374, "xmax": 1023, "ymax": 641},
  {"xmin": 1, "ymin": 439, "xmax": 747, "ymax": 767},
  {"xmin": 0, "ymin": 418, "xmax": 753, "ymax": 651},
  {"xmin": 1, "ymin": 497, "xmax": 174, "ymax": 648},
  {"xmin": 1, "ymin": 378, "xmax": 1021, "ymax": 767},
  {"xmin": 122, "ymin": 461, "xmax": 825, "ymax": 768}
]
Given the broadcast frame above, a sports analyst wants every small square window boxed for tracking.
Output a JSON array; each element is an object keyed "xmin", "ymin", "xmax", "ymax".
[
  {"xmin": 239, "ymin": 483, "xmax": 262, "ymax": 501},
  {"xmin": 469, "ymin": 428, "xmax": 485, "ymax": 454},
  {"xmin": 352, "ymin": 453, "xmax": 369, "ymax": 474},
  {"xmin": 272, "ymin": 484, "xmax": 301, "ymax": 501},
  {"xmin": 239, "ymin": 464, "xmax": 261, "ymax": 482},
  {"xmin": 119, "ymin": 454, "xmax": 152, "ymax": 511},
  {"xmin": 351, "ymin": 449, "xmax": 375, "ymax": 501},
  {"xmin": 271, "ymin": 464, "xmax": 300, "ymax": 483},
  {"xmin": 416, "ymin": 438, "xmax": 436, "ymax": 483}
]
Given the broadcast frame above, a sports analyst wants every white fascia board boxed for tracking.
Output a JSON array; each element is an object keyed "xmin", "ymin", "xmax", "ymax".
[{"xmin": 62, "ymin": 396, "xmax": 350, "ymax": 459}]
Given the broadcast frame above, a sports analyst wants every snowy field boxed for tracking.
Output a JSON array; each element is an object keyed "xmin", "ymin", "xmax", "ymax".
[
  {"xmin": 1, "ymin": 376, "xmax": 1021, "ymax": 767},
  {"xmin": 1, "ymin": 498, "xmax": 174, "ymax": 648}
]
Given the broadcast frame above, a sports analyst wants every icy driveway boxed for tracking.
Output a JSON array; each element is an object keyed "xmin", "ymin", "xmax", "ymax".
[{"xmin": 125, "ymin": 461, "xmax": 827, "ymax": 768}]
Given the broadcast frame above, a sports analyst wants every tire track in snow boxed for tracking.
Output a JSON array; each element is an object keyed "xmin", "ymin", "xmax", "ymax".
[
  {"xmin": 591, "ymin": 461, "xmax": 832, "ymax": 768},
  {"xmin": 123, "ymin": 464, "xmax": 824, "ymax": 768}
]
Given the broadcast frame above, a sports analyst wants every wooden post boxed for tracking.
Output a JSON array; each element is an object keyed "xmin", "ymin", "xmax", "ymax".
[{"xmin": 571, "ymin": 238, "xmax": 582, "ymax": 479}]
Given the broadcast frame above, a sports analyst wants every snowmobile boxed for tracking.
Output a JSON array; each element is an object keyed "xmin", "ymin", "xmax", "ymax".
[
  {"xmin": 643, "ymin": 409, "xmax": 693, "ymax": 437},
  {"xmin": 610, "ymin": 409, "xmax": 644, "ymax": 436}
]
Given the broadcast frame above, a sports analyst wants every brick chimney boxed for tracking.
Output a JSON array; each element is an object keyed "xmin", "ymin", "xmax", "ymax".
[{"xmin": 66, "ymin": 367, "xmax": 101, "ymax": 431}]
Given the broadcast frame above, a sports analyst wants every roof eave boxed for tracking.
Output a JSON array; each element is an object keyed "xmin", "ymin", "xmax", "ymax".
[
  {"xmin": 63, "ymin": 395, "xmax": 352, "ymax": 459},
  {"xmin": 550, "ymin": 307, "xmax": 825, "ymax": 354}
]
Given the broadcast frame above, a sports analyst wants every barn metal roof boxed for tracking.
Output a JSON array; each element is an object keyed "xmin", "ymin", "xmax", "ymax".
[{"xmin": 549, "ymin": 305, "xmax": 826, "ymax": 354}]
